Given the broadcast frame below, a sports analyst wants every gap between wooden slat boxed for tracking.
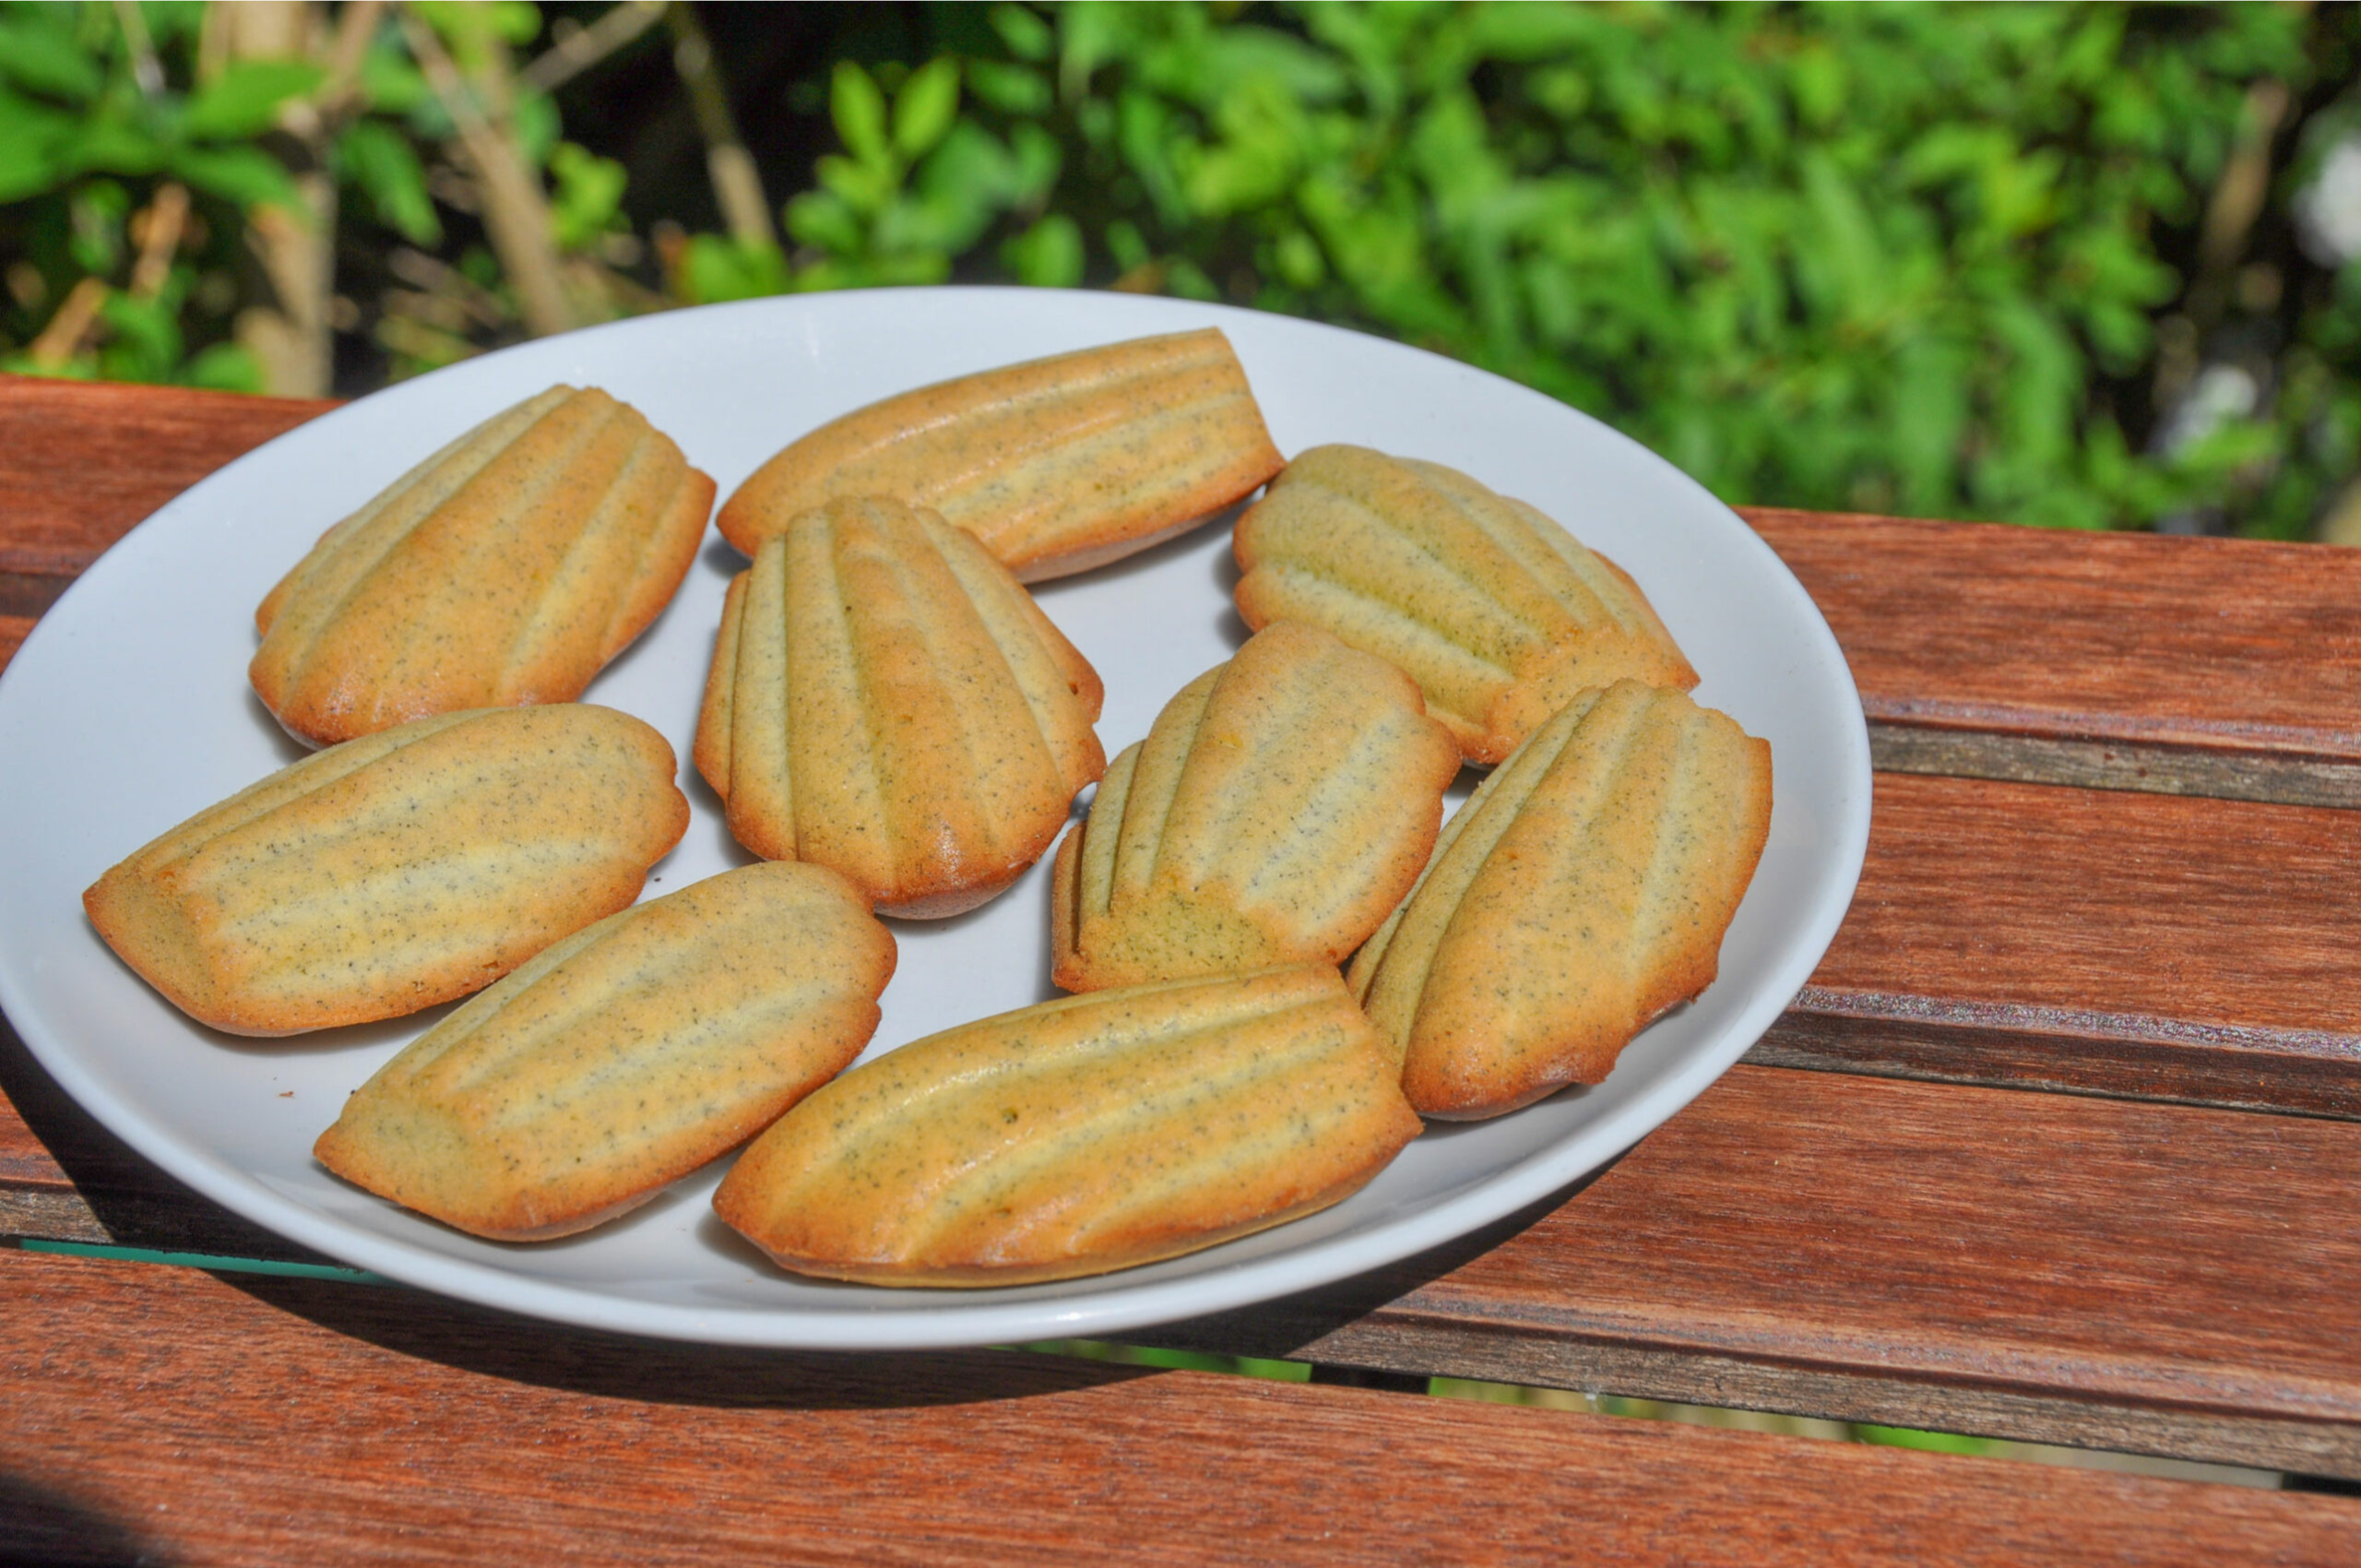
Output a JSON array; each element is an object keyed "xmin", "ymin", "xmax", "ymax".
[
  {"xmin": 1742, "ymin": 508, "xmax": 2361, "ymax": 769},
  {"xmin": 1794, "ymin": 774, "xmax": 2361, "ymax": 1114},
  {"xmin": 1751, "ymin": 987, "xmax": 2361, "ymax": 1122},
  {"xmin": 1869, "ymin": 723, "xmax": 2361, "ymax": 810},
  {"xmin": 1141, "ymin": 1066, "xmax": 2361, "ymax": 1479}
]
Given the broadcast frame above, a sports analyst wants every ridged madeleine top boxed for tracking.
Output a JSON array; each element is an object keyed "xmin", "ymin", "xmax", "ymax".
[
  {"xmin": 252, "ymin": 385, "xmax": 715, "ymax": 746},
  {"xmin": 1234, "ymin": 445, "xmax": 1698, "ymax": 764},
  {"xmin": 717, "ymin": 329, "xmax": 1284, "ymax": 582},
  {"xmin": 694, "ymin": 495, "xmax": 1106, "ymax": 917},
  {"xmin": 713, "ymin": 964, "xmax": 1423, "ymax": 1287},
  {"xmin": 314, "ymin": 861, "xmax": 895, "ymax": 1241},
  {"xmin": 1349, "ymin": 681, "xmax": 1771, "ymax": 1118},
  {"xmin": 83, "ymin": 704, "xmax": 691, "ymax": 1036},
  {"xmin": 1051, "ymin": 621, "xmax": 1459, "ymax": 991}
]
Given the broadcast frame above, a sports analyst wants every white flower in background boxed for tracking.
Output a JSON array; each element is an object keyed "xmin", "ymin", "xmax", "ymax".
[
  {"xmin": 2296, "ymin": 134, "xmax": 2361, "ymax": 268},
  {"xmin": 2156, "ymin": 362, "xmax": 2260, "ymax": 456}
]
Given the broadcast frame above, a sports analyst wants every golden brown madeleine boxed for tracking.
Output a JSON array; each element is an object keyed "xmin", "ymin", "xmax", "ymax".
[
  {"xmin": 694, "ymin": 496, "xmax": 1105, "ymax": 918},
  {"xmin": 716, "ymin": 329, "xmax": 1284, "ymax": 582},
  {"xmin": 1050, "ymin": 621, "xmax": 1459, "ymax": 992},
  {"xmin": 1233, "ymin": 445, "xmax": 1698, "ymax": 764},
  {"xmin": 314, "ymin": 861, "xmax": 895, "ymax": 1241},
  {"xmin": 714, "ymin": 964, "xmax": 1422, "ymax": 1287},
  {"xmin": 1347, "ymin": 681, "xmax": 1771, "ymax": 1119},
  {"xmin": 252, "ymin": 386, "xmax": 715, "ymax": 746},
  {"xmin": 84, "ymin": 705, "xmax": 690, "ymax": 1037}
]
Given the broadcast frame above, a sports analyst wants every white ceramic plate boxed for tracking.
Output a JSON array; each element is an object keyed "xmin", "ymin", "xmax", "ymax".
[{"xmin": 0, "ymin": 288, "xmax": 1869, "ymax": 1349}]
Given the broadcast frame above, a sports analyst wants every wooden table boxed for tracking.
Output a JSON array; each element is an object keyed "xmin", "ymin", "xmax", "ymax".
[{"xmin": 6, "ymin": 374, "xmax": 2360, "ymax": 1564}]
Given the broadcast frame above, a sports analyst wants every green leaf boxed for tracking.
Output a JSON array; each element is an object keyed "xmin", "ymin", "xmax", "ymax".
[
  {"xmin": 0, "ymin": 16, "xmax": 106, "ymax": 103},
  {"xmin": 98, "ymin": 290, "xmax": 182, "ymax": 382},
  {"xmin": 678, "ymin": 234, "xmax": 790, "ymax": 304},
  {"xmin": 67, "ymin": 182, "xmax": 129, "ymax": 276},
  {"xmin": 548, "ymin": 141, "xmax": 625, "ymax": 252},
  {"xmin": 1160, "ymin": 255, "xmax": 1220, "ymax": 303},
  {"xmin": 896, "ymin": 123, "xmax": 1026, "ymax": 253},
  {"xmin": 339, "ymin": 119, "xmax": 441, "ymax": 246},
  {"xmin": 0, "ymin": 88, "xmax": 73, "ymax": 201},
  {"xmin": 182, "ymin": 341, "xmax": 262, "ymax": 393},
  {"xmin": 815, "ymin": 151, "xmax": 897, "ymax": 218},
  {"xmin": 1002, "ymin": 213, "xmax": 1084, "ymax": 288},
  {"xmin": 893, "ymin": 59, "xmax": 961, "ymax": 161},
  {"xmin": 1273, "ymin": 227, "xmax": 1325, "ymax": 290},
  {"xmin": 1463, "ymin": 2, "xmax": 1591, "ymax": 63},
  {"xmin": 1006, "ymin": 122, "xmax": 1062, "ymax": 204},
  {"xmin": 184, "ymin": 60, "xmax": 327, "ymax": 141},
  {"xmin": 360, "ymin": 47, "xmax": 432, "ymax": 115},
  {"xmin": 832, "ymin": 62, "xmax": 891, "ymax": 168},
  {"xmin": 783, "ymin": 189, "xmax": 864, "ymax": 255},
  {"xmin": 513, "ymin": 91, "xmax": 561, "ymax": 172},
  {"xmin": 66, "ymin": 117, "xmax": 167, "ymax": 180},
  {"xmin": 1852, "ymin": 1425, "xmax": 2007, "ymax": 1457},
  {"xmin": 167, "ymin": 144, "xmax": 301, "ymax": 211},
  {"xmin": 414, "ymin": 0, "xmax": 540, "ymax": 53},
  {"xmin": 967, "ymin": 60, "xmax": 1052, "ymax": 117},
  {"xmin": 990, "ymin": 4, "xmax": 1056, "ymax": 62},
  {"xmin": 1104, "ymin": 219, "xmax": 1150, "ymax": 273}
]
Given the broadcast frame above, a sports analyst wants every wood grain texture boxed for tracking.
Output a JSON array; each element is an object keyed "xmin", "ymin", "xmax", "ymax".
[
  {"xmin": 13, "ymin": 989, "xmax": 2361, "ymax": 1475},
  {"xmin": 1762, "ymin": 772, "xmax": 2361, "ymax": 1111},
  {"xmin": 1760, "ymin": 774, "xmax": 2361, "ymax": 1115},
  {"xmin": 1152, "ymin": 1067, "xmax": 2361, "ymax": 1482},
  {"xmin": 6, "ymin": 1249, "xmax": 2355, "ymax": 1568},
  {"xmin": 1147, "ymin": 1065, "xmax": 2361, "ymax": 1478},
  {"xmin": 1746, "ymin": 507, "xmax": 2361, "ymax": 776},
  {"xmin": 0, "ymin": 375, "xmax": 331, "ymax": 600}
]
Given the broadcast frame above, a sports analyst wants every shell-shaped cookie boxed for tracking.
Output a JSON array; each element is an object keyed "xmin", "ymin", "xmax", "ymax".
[
  {"xmin": 713, "ymin": 964, "xmax": 1422, "ymax": 1286},
  {"xmin": 717, "ymin": 329, "xmax": 1284, "ymax": 582},
  {"xmin": 1348, "ymin": 681, "xmax": 1771, "ymax": 1119},
  {"xmin": 314, "ymin": 861, "xmax": 895, "ymax": 1241},
  {"xmin": 1234, "ymin": 445, "xmax": 1698, "ymax": 764},
  {"xmin": 694, "ymin": 496, "xmax": 1106, "ymax": 918},
  {"xmin": 1050, "ymin": 621, "xmax": 1459, "ymax": 992},
  {"xmin": 252, "ymin": 385, "xmax": 715, "ymax": 747},
  {"xmin": 84, "ymin": 705, "xmax": 690, "ymax": 1036}
]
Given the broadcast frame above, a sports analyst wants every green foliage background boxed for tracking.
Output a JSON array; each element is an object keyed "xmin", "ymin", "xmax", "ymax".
[{"xmin": 5, "ymin": 0, "xmax": 2360, "ymax": 539}]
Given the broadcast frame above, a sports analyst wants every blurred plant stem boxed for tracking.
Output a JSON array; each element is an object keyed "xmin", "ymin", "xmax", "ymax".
[
  {"xmin": 215, "ymin": 1, "xmax": 365, "ymax": 397},
  {"xmin": 520, "ymin": 0, "xmax": 665, "ymax": 95},
  {"xmin": 26, "ymin": 279, "xmax": 106, "ymax": 367},
  {"xmin": 667, "ymin": 1, "xmax": 775, "ymax": 252},
  {"xmin": 400, "ymin": 5, "xmax": 574, "ymax": 339}
]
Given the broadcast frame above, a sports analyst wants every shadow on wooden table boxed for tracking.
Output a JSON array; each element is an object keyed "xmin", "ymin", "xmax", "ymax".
[
  {"xmin": 0, "ymin": 1469, "xmax": 156, "ymax": 1567},
  {"xmin": 6, "ymin": 1001, "xmax": 1605, "ymax": 1415},
  {"xmin": 0, "ymin": 1012, "xmax": 334, "ymax": 1264},
  {"xmin": 197, "ymin": 1170, "xmax": 1598, "ymax": 1413}
]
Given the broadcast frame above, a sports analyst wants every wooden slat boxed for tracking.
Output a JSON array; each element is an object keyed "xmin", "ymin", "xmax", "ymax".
[
  {"xmin": 1754, "ymin": 774, "xmax": 2361, "ymax": 1116},
  {"xmin": 1147, "ymin": 1065, "xmax": 2361, "ymax": 1479},
  {"xmin": 14, "ymin": 1002, "xmax": 2361, "ymax": 1477},
  {"xmin": 6, "ymin": 1251, "xmax": 2354, "ymax": 1567},
  {"xmin": 1746, "ymin": 508, "xmax": 2361, "ymax": 805},
  {"xmin": 0, "ymin": 374, "xmax": 331, "ymax": 617}
]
